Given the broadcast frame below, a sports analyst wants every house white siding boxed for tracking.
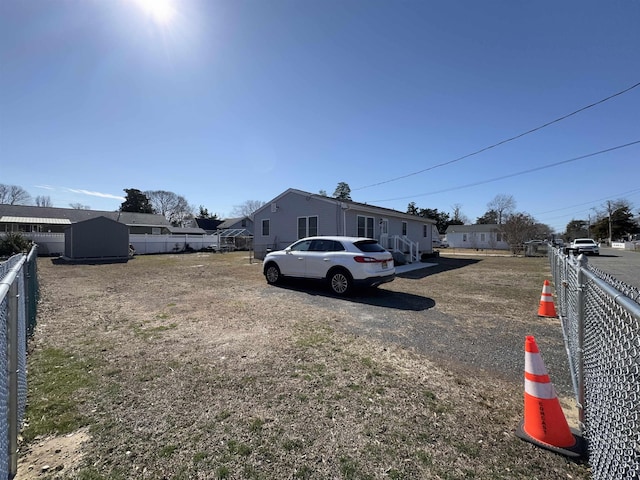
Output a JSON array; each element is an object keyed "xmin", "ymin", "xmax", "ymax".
[{"xmin": 445, "ymin": 224, "xmax": 510, "ymax": 250}]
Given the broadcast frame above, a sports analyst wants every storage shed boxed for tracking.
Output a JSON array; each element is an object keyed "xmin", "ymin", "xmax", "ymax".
[{"xmin": 64, "ymin": 216, "xmax": 129, "ymax": 261}]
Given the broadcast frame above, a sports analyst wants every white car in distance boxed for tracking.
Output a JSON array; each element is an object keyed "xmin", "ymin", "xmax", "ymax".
[
  {"xmin": 263, "ymin": 236, "xmax": 395, "ymax": 295},
  {"xmin": 570, "ymin": 238, "xmax": 600, "ymax": 256}
]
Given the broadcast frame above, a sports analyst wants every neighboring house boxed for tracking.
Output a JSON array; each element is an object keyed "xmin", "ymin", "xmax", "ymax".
[
  {"xmin": 216, "ymin": 216, "xmax": 254, "ymax": 251},
  {"xmin": 217, "ymin": 216, "xmax": 253, "ymax": 233},
  {"xmin": 0, "ymin": 204, "xmax": 212, "ymax": 255},
  {"xmin": 444, "ymin": 224, "xmax": 510, "ymax": 250},
  {"xmin": 0, "ymin": 204, "xmax": 171, "ymax": 234},
  {"xmin": 252, "ymin": 188, "xmax": 437, "ymax": 261}
]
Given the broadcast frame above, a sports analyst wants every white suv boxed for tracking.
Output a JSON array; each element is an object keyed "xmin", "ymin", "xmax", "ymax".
[
  {"xmin": 263, "ymin": 236, "xmax": 395, "ymax": 295},
  {"xmin": 570, "ymin": 238, "xmax": 600, "ymax": 256}
]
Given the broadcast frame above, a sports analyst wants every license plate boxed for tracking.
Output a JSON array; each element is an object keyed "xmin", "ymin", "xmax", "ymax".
[{"xmin": 382, "ymin": 261, "xmax": 388, "ymax": 269}]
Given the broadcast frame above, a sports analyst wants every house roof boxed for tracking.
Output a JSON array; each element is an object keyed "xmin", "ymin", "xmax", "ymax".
[
  {"xmin": 0, "ymin": 204, "xmax": 171, "ymax": 226},
  {"xmin": 256, "ymin": 188, "xmax": 437, "ymax": 224},
  {"xmin": 445, "ymin": 224, "xmax": 501, "ymax": 233},
  {"xmin": 194, "ymin": 218, "xmax": 224, "ymax": 231},
  {"xmin": 217, "ymin": 217, "xmax": 250, "ymax": 229}
]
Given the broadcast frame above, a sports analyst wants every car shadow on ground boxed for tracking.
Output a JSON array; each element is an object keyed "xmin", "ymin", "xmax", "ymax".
[
  {"xmin": 271, "ymin": 279, "xmax": 436, "ymax": 311},
  {"xmin": 396, "ymin": 256, "xmax": 482, "ymax": 280}
]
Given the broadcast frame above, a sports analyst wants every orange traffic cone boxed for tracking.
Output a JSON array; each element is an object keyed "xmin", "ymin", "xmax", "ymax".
[
  {"xmin": 515, "ymin": 336, "xmax": 585, "ymax": 458},
  {"xmin": 537, "ymin": 280, "xmax": 557, "ymax": 318}
]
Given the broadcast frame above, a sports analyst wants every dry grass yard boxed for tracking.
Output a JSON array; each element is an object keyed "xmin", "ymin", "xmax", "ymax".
[{"xmin": 19, "ymin": 251, "xmax": 590, "ymax": 479}]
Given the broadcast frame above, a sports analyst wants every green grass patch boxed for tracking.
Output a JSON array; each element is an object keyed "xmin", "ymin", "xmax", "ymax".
[
  {"xmin": 249, "ymin": 417, "xmax": 265, "ymax": 433},
  {"xmin": 132, "ymin": 322, "xmax": 178, "ymax": 339},
  {"xmin": 23, "ymin": 347, "xmax": 96, "ymax": 442},
  {"xmin": 159, "ymin": 444, "xmax": 178, "ymax": 457}
]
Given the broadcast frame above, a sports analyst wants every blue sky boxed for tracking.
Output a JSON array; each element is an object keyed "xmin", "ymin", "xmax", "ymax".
[{"xmin": 1, "ymin": 0, "xmax": 639, "ymax": 232}]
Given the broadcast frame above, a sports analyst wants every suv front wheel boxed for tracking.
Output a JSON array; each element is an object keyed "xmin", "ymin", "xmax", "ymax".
[
  {"xmin": 328, "ymin": 269, "xmax": 353, "ymax": 296},
  {"xmin": 264, "ymin": 263, "xmax": 281, "ymax": 284}
]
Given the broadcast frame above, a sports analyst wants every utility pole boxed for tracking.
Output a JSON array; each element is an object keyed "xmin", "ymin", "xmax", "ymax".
[{"xmin": 607, "ymin": 200, "xmax": 613, "ymax": 246}]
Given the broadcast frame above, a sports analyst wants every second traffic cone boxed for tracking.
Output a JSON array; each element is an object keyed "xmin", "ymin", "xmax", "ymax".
[
  {"xmin": 515, "ymin": 336, "xmax": 585, "ymax": 458},
  {"xmin": 537, "ymin": 280, "xmax": 557, "ymax": 318}
]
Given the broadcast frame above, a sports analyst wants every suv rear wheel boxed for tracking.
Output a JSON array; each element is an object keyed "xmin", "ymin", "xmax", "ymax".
[{"xmin": 328, "ymin": 269, "xmax": 353, "ymax": 296}]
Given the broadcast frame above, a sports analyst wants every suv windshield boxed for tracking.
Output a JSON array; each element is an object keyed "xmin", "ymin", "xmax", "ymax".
[{"xmin": 354, "ymin": 240, "xmax": 386, "ymax": 253}]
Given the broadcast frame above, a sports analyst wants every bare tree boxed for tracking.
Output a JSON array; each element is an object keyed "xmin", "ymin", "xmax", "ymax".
[
  {"xmin": 0, "ymin": 184, "xmax": 31, "ymax": 205},
  {"xmin": 69, "ymin": 203, "xmax": 91, "ymax": 210},
  {"xmin": 451, "ymin": 203, "xmax": 469, "ymax": 224},
  {"xmin": 145, "ymin": 190, "xmax": 194, "ymax": 226},
  {"xmin": 35, "ymin": 195, "xmax": 53, "ymax": 207},
  {"xmin": 487, "ymin": 194, "xmax": 516, "ymax": 225},
  {"xmin": 231, "ymin": 200, "xmax": 266, "ymax": 219}
]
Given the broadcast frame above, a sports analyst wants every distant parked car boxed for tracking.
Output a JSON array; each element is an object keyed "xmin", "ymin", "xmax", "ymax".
[
  {"xmin": 432, "ymin": 238, "xmax": 449, "ymax": 248},
  {"xmin": 569, "ymin": 238, "xmax": 600, "ymax": 256},
  {"xmin": 263, "ymin": 236, "xmax": 395, "ymax": 295}
]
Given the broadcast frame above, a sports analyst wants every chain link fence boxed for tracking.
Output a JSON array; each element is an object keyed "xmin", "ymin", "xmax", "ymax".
[
  {"xmin": 549, "ymin": 247, "xmax": 640, "ymax": 480},
  {"xmin": 0, "ymin": 246, "xmax": 38, "ymax": 479}
]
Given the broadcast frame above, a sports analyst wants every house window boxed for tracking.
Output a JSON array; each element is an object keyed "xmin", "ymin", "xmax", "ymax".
[
  {"xmin": 262, "ymin": 219, "xmax": 270, "ymax": 236},
  {"xmin": 496, "ymin": 232, "xmax": 503, "ymax": 242},
  {"xmin": 463, "ymin": 233, "xmax": 468, "ymax": 242},
  {"xmin": 297, "ymin": 216, "xmax": 318, "ymax": 239},
  {"xmin": 241, "ymin": 219, "xmax": 247, "ymax": 227},
  {"xmin": 402, "ymin": 221, "xmax": 407, "ymax": 236},
  {"xmin": 357, "ymin": 216, "xmax": 374, "ymax": 238},
  {"xmin": 480, "ymin": 233, "xmax": 486, "ymax": 242}
]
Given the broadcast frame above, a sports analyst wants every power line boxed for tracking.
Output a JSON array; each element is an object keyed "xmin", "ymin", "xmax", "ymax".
[
  {"xmin": 367, "ymin": 140, "xmax": 640, "ymax": 203},
  {"xmin": 353, "ymin": 81, "xmax": 640, "ymax": 191},
  {"xmin": 533, "ymin": 187, "xmax": 640, "ymax": 216}
]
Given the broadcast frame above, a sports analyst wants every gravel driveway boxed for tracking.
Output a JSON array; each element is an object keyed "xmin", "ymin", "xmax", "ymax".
[{"xmin": 270, "ymin": 255, "xmax": 575, "ymax": 398}]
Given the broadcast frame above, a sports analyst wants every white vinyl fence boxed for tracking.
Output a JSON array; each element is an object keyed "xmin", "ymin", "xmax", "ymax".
[
  {"xmin": 129, "ymin": 234, "xmax": 218, "ymax": 255},
  {"xmin": 1, "ymin": 233, "xmax": 221, "ymax": 256}
]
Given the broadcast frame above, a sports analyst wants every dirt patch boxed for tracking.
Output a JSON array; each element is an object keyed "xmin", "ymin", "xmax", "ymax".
[
  {"xmin": 16, "ymin": 429, "xmax": 89, "ymax": 479},
  {"xmin": 20, "ymin": 252, "xmax": 589, "ymax": 479}
]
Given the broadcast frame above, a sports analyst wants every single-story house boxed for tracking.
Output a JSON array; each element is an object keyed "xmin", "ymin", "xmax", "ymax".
[
  {"xmin": 0, "ymin": 204, "xmax": 172, "ymax": 234},
  {"xmin": 445, "ymin": 224, "xmax": 510, "ymax": 250},
  {"xmin": 0, "ymin": 204, "xmax": 212, "ymax": 255},
  {"xmin": 252, "ymin": 188, "xmax": 437, "ymax": 262}
]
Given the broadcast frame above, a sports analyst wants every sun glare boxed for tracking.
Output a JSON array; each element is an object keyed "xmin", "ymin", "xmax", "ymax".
[{"xmin": 132, "ymin": 0, "xmax": 176, "ymax": 25}]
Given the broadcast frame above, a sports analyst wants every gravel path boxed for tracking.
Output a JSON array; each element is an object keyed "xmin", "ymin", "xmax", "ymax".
[{"xmin": 276, "ymin": 255, "xmax": 576, "ymax": 399}]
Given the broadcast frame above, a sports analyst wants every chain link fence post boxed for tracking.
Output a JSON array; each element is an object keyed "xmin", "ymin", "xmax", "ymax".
[{"xmin": 575, "ymin": 255, "xmax": 588, "ymax": 432}]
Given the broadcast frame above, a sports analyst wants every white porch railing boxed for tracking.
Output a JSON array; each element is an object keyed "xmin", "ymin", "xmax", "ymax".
[{"xmin": 379, "ymin": 234, "xmax": 420, "ymax": 263}]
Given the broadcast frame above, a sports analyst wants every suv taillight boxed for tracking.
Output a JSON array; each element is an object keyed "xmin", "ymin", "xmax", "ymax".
[{"xmin": 354, "ymin": 256, "xmax": 379, "ymax": 263}]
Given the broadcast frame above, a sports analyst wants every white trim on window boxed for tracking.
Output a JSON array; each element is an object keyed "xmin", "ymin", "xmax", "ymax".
[
  {"xmin": 297, "ymin": 216, "xmax": 318, "ymax": 238},
  {"xmin": 357, "ymin": 215, "xmax": 374, "ymax": 238}
]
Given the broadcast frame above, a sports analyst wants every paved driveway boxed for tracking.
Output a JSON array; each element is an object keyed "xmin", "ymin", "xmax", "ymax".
[{"xmin": 586, "ymin": 247, "xmax": 640, "ymax": 291}]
